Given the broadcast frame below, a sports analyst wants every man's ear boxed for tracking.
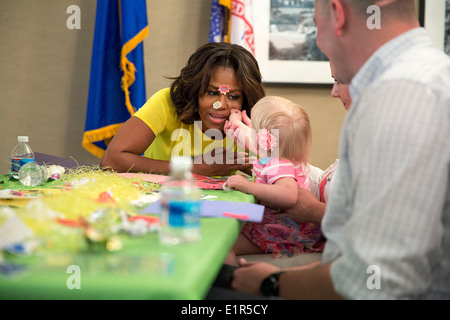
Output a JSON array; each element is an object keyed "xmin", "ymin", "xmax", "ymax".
[{"xmin": 330, "ymin": 0, "xmax": 346, "ymax": 36}]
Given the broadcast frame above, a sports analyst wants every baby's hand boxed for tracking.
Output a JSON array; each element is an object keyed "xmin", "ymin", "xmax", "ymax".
[
  {"xmin": 225, "ymin": 175, "xmax": 252, "ymax": 193},
  {"xmin": 224, "ymin": 119, "xmax": 232, "ymax": 131},
  {"xmin": 225, "ymin": 114, "xmax": 244, "ymax": 147},
  {"xmin": 228, "ymin": 109, "xmax": 243, "ymax": 126},
  {"xmin": 241, "ymin": 110, "xmax": 252, "ymax": 128}
]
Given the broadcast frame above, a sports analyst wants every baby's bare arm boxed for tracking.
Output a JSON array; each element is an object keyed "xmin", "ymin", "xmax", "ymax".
[
  {"xmin": 225, "ymin": 110, "xmax": 258, "ymax": 154},
  {"xmin": 226, "ymin": 175, "xmax": 298, "ymax": 209}
]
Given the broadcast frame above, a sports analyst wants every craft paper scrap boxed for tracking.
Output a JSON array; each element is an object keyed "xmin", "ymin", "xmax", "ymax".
[
  {"xmin": 0, "ymin": 189, "xmax": 48, "ymax": 199},
  {"xmin": 117, "ymin": 173, "xmax": 169, "ymax": 184},
  {"xmin": 118, "ymin": 172, "xmax": 229, "ymax": 190},
  {"xmin": 192, "ymin": 174, "xmax": 228, "ymax": 190},
  {"xmin": 141, "ymin": 200, "xmax": 264, "ymax": 223}
]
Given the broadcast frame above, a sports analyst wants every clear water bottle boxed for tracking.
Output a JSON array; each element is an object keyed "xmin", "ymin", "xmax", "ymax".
[
  {"xmin": 18, "ymin": 162, "xmax": 48, "ymax": 186},
  {"xmin": 10, "ymin": 136, "xmax": 35, "ymax": 178},
  {"xmin": 159, "ymin": 156, "xmax": 201, "ymax": 245}
]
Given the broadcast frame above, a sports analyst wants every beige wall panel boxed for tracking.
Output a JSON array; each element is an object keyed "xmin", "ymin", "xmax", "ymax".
[
  {"xmin": 0, "ymin": 0, "xmax": 371, "ymax": 174},
  {"xmin": 0, "ymin": 0, "xmax": 98, "ymax": 173}
]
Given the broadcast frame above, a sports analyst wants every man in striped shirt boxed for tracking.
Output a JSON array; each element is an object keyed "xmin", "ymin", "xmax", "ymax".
[{"xmin": 231, "ymin": 0, "xmax": 450, "ymax": 299}]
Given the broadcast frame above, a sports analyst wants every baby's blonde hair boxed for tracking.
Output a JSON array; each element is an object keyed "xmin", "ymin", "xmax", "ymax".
[{"xmin": 251, "ymin": 96, "xmax": 312, "ymax": 165}]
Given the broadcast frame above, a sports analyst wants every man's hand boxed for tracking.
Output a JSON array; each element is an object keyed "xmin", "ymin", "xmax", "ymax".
[
  {"xmin": 284, "ymin": 187, "xmax": 326, "ymax": 226},
  {"xmin": 230, "ymin": 259, "xmax": 280, "ymax": 295}
]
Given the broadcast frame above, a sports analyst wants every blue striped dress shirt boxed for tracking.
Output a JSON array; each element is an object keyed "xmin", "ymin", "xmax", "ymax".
[{"xmin": 322, "ymin": 28, "xmax": 450, "ymax": 299}]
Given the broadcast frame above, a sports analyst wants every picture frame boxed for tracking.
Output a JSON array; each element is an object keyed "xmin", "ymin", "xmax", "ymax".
[
  {"xmin": 253, "ymin": 0, "xmax": 332, "ymax": 84},
  {"xmin": 420, "ymin": 0, "xmax": 450, "ymax": 55}
]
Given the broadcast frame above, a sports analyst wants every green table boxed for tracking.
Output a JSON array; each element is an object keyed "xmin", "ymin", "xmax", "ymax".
[
  {"xmin": 0, "ymin": 170, "xmax": 255, "ymax": 300},
  {"xmin": 0, "ymin": 215, "xmax": 239, "ymax": 300}
]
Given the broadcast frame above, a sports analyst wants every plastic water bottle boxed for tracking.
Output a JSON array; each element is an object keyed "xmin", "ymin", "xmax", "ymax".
[
  {"xmin": 159, "ymin": 156, "xmax": 201, "ymax": 245},
  {"xmin": 10, "ymin": 136, "xmax": 35, "ymax": 178},
  {"xmin": 18, "ymin": 162, "xmax": 48, "ymax": 186}
]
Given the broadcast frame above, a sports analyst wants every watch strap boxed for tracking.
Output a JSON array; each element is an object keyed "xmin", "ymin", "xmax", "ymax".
[{"xmin": 261, "ymin": 271, "xmax": 285, "ymax": 296}]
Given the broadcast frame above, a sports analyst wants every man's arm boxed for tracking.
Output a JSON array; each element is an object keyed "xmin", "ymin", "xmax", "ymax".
[
  {"xmin": 279, "ymin": 262, "xmax": 341, "ymax": 299},
  {"xmin": 231, "ymin": 259, "xmax": 342, "ymax": 299}
]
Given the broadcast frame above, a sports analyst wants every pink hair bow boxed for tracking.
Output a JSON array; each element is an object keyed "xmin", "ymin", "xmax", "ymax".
[{"xmin": 257, "ymin": 129, "xmax": 277, "ymax": 151}]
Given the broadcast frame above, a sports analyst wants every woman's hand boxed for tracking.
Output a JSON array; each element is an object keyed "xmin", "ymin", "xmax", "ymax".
[{"xmin": 192, "ymin": 148, "xmax": 253, "ymax": 176}]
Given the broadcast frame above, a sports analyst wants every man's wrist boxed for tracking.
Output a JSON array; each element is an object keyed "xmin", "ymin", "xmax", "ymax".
[{"xmin": 260, "ymin": 271, "xmax": 285, "ymax": 297}]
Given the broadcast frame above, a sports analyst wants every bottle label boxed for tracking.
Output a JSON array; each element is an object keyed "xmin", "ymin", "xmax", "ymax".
[
  {"xmin": 167, "ymin": 200, "xmax": 201, "ymax": 228},
  {"xmin": 11, "ymin": 158, "xmax": 35, "ymax": 173}
]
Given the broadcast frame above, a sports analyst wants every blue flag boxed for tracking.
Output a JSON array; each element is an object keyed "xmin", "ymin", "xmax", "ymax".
[{"xmin": 83, "ymin": 0, "xmax": 149, "ymax": 158}]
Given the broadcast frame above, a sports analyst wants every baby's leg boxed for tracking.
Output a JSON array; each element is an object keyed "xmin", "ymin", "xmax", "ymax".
[
  {"xmin": 224, "ymin": 250, "xmax": 237, "ymax": 266},
  {"xmin": 234, "ymin": 234, "xmax": 262, "ymax": 255},
  {"xmin": 224, "ymin": 234, "xmax": 262, "ymax": 265}
]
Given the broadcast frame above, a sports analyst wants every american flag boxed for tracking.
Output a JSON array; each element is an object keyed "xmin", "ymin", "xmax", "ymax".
[{"xmin": 209, "ymin": 0, "xmax": 255, "ymax": 55}]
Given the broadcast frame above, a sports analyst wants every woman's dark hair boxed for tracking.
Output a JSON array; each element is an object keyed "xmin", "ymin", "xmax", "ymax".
[{"xmin": 169, "ymin": 42, "xmax": 266, "ymax": 124}]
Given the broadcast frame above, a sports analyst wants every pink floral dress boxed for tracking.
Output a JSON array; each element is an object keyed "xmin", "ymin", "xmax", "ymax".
[{"xmin": 241, "ymin": 157, "xmax": 326, "ymax": 258}]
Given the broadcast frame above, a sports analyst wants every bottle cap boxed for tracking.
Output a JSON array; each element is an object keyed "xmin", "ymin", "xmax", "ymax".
[
  {"xmin": 18, "ymin": 136, "xmax": 29, "ymax": 143},
  {"xmin": 170, "ymin": 156, "xmax": 193, "ymax": 172}
]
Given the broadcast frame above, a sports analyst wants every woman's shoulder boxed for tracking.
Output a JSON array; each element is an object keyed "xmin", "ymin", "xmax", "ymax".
[
  {"xmin": 133, "ymin": 87, "xmax": 181, "ymax": 131},
  {"xmin": 148, "ymin": 87, "xmax": 172, "ymax": 104},
  {"xmin": 136, "ymin": 87, "xmax": 174, "ymax": 115}
]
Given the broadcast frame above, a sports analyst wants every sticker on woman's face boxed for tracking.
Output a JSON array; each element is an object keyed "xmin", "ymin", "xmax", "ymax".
[
  {"xmin": 218, "ymin": 84, "xmax": 230, "ymax": 96},
  {"xmin": 213, "ymin": 101, "xmax": 222, "ymax": 109}
]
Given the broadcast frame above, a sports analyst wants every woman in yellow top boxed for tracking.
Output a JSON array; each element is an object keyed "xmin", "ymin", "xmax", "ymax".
[{"xmin": 100, "ymin": 42, "xmax": 266, "ymax": 176}]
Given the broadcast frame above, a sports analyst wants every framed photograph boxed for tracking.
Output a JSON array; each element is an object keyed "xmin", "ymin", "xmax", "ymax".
[
  {"xmin": 420, "ymin": 0, "xmax": 450, "ymax": 55},
  {"xmin": 253, "ymin": 0, "xmax": 332, "ymax": 84}
]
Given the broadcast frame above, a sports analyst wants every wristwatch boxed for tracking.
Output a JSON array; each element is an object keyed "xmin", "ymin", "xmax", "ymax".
[{"xmin": 260, "ymin": 271, "xmax": 285, "ymax": 296}]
